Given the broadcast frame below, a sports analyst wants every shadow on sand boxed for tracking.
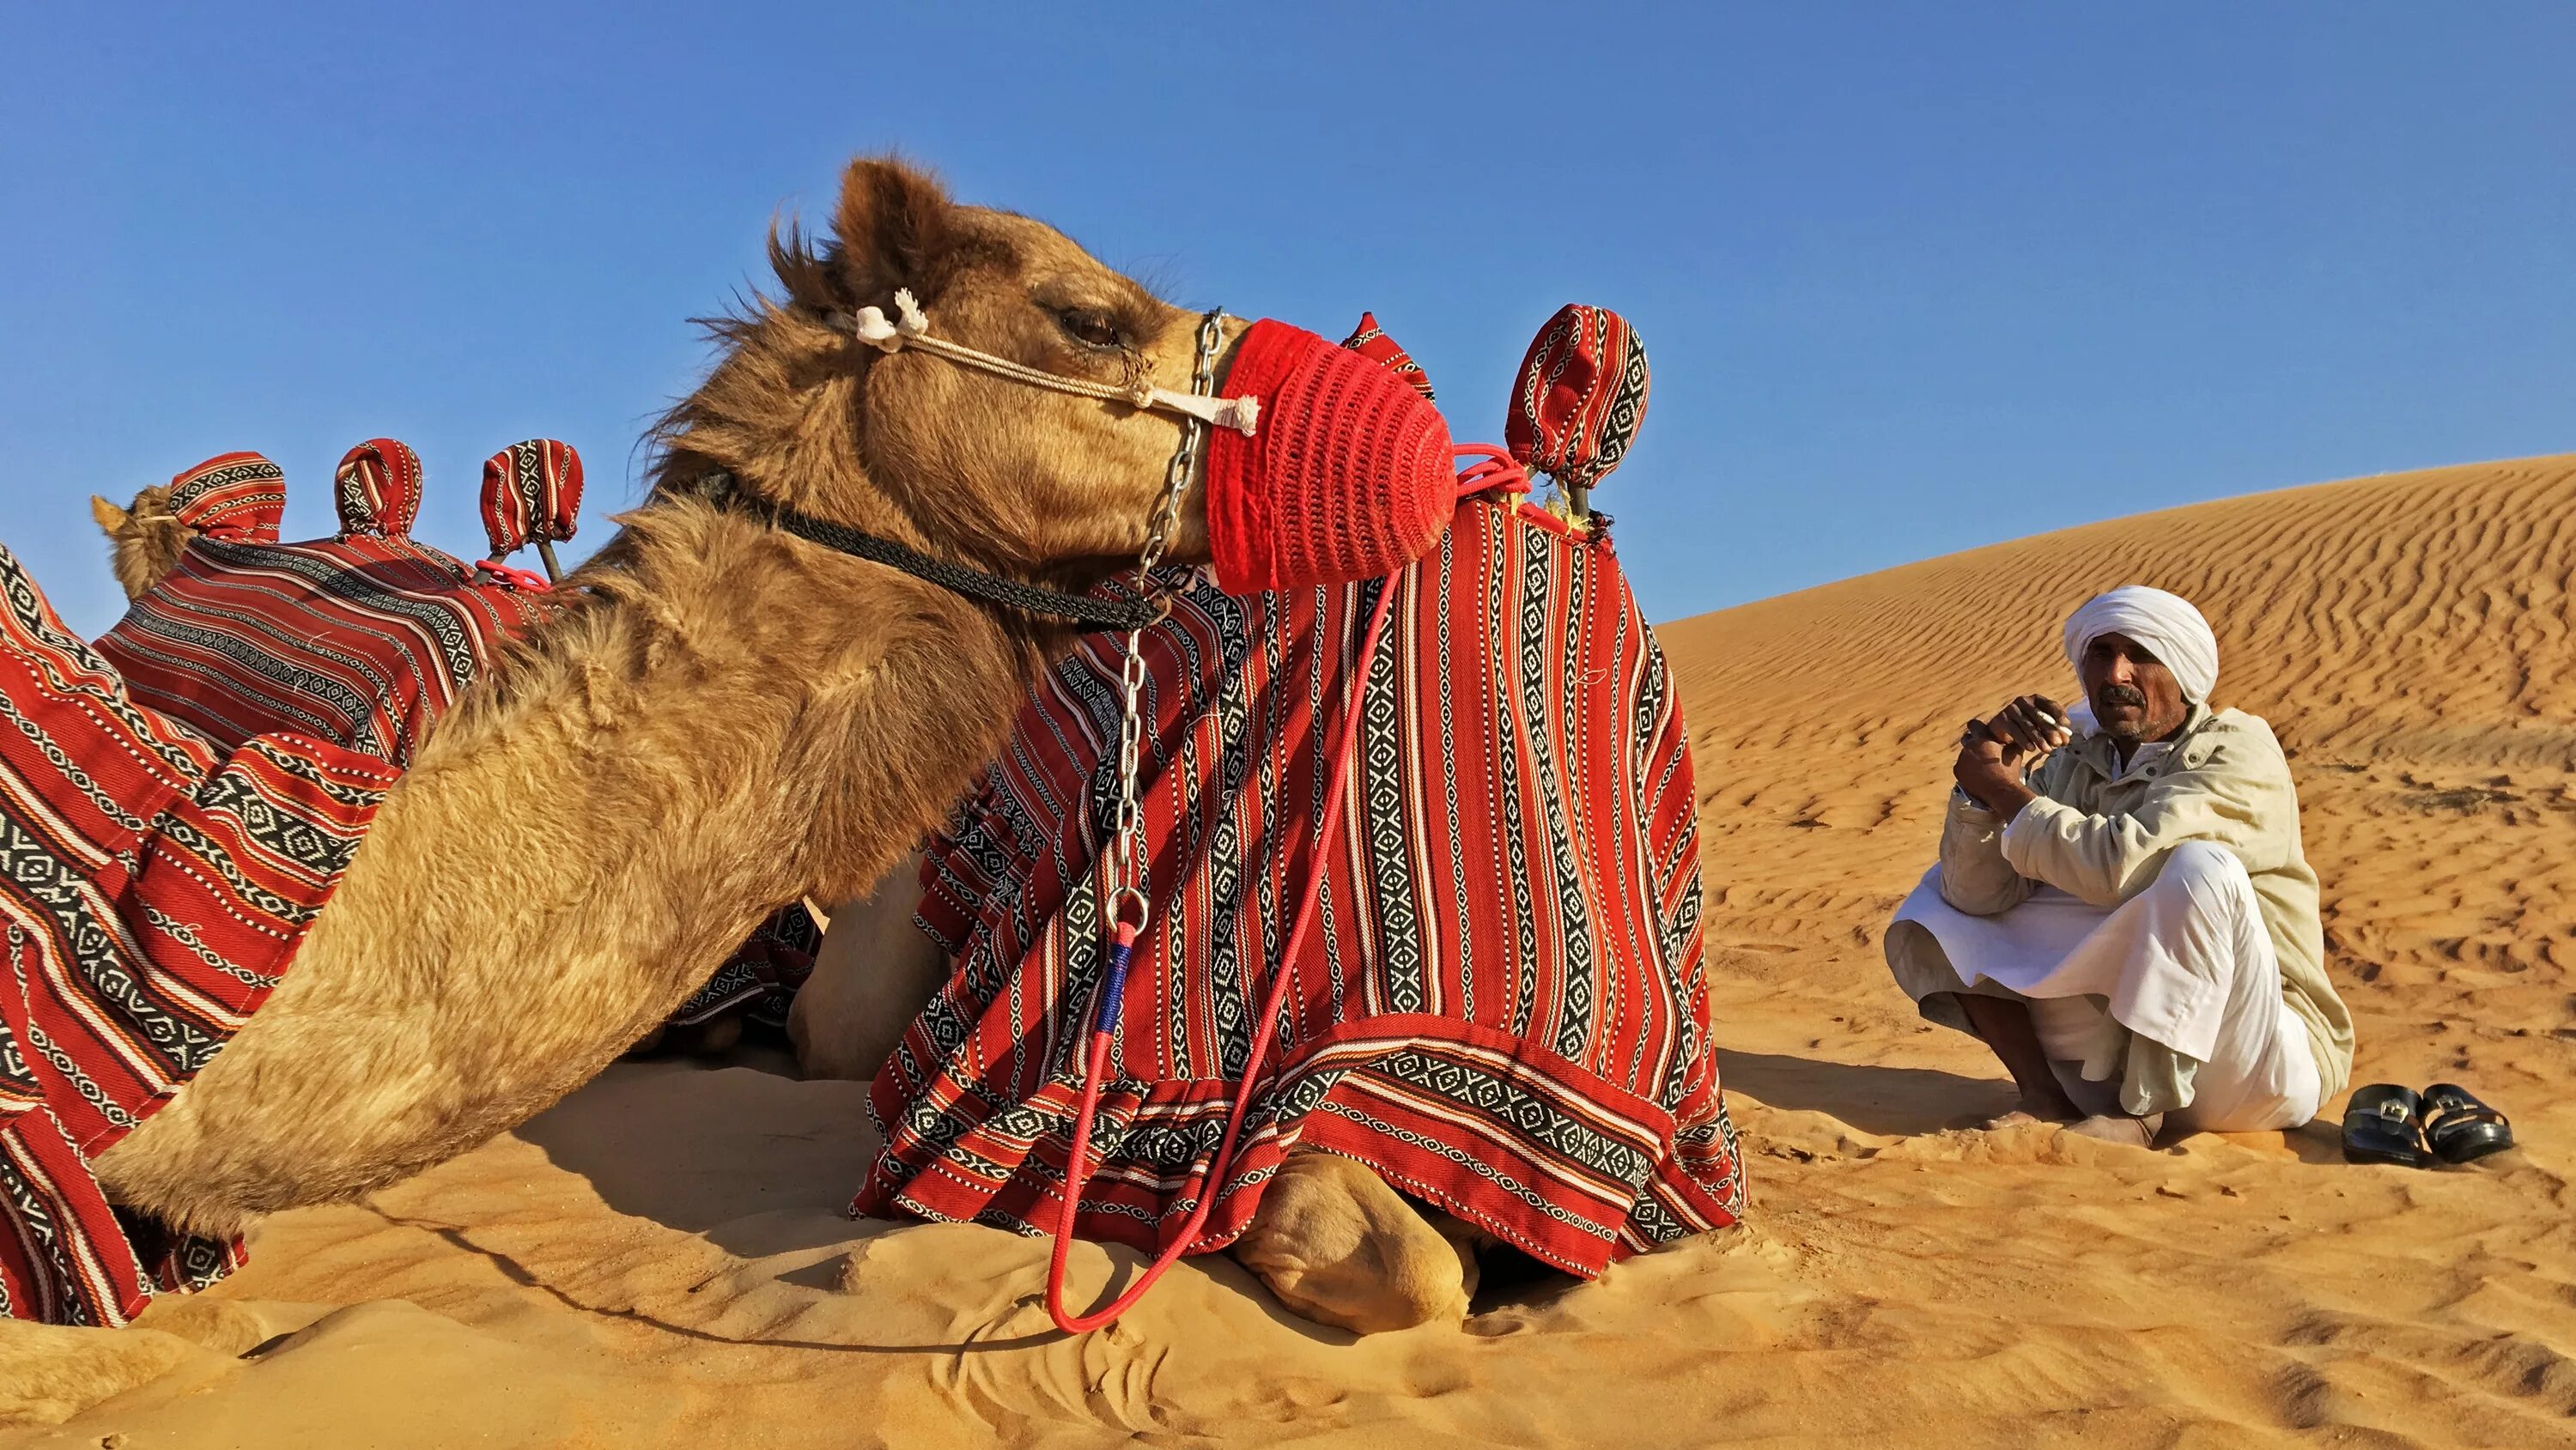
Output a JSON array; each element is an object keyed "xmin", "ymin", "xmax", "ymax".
[
  {"xmin": 1712, "ymin": 1047, "xmax": 2014, "ymax": 1137},
  {"xmin": 513, "ymin": 1058, "xmax": 883, "ymax": 1247},
  {"xmin": 504, "ymin": 1059, "xmax": 1361, "ymax": 1350}
]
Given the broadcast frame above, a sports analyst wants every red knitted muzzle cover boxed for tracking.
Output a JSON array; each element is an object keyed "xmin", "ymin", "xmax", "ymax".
[{"xmin": 1205, "ymin": 320, "xmax": 1455, "ymax": 594}]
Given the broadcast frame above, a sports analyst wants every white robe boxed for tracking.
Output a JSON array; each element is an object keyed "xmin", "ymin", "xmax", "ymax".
[{"xmin": 1888, "ymin": 838, "xmax": 2323, "ymax": 1132}]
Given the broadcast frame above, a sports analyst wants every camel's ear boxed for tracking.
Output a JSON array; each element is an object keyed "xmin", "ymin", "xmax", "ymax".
[
  {"xmin": 90, "ymin": 495, "xmax": 130, "ymax": 533},
  {"xmin": 832, "ymin": 158, "xmax": 953, "ymax": 294}
]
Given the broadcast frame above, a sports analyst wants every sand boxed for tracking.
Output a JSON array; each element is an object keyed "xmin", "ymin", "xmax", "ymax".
[{"xmin": 7, "ymin": 455, "xmax": 2573, "ymax": 1447}]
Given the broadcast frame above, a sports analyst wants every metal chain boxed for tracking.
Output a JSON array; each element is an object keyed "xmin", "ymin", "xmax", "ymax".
[{"xmin": 1105, "ymin": 307, "xmax": 1226, "ymax": 920}]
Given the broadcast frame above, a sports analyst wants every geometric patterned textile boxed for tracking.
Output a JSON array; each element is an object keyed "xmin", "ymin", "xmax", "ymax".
[
  {"xmin": 856, "ymin": 499, "xmax": 1743, "ymax": 1277},
  {"xmin": 668, "ymin": 900, "xmax": 821, "ymax": 1032},
  {"xmin": 479, "ymin": 439, "xmax": 585, "ymax": 558},
  {"xmin": 333, "ymin": 438, "xmax": 424, "ymax": 538},
  {"xmin": 0, "ymin": 543, "xmax": 394, "ymax": 1325},
  {"xmin": 94, "ymin": 520, "xmax": 556, "ymax": 770},
  {"xmin": 167, "ymin": 452, "xmax": 286, "ymax": 544},
  {"xmin": 1504, "ymin": 305, "xmax": 1649, "ymax": 490},
  {"xmin": 1337, "ymin": 312, "xmax": 1437, "ymax": 402}
]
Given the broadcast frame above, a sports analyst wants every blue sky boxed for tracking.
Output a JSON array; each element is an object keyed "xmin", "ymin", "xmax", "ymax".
[{"xmin": 5, "ymin": 3, "xmax": 2570, "ymax": 638}]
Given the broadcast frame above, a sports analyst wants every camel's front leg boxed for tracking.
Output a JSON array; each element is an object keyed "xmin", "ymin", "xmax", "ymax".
[{"xmin": 1228, "ymin": 1147, "xmax": 1477, "ymax": 1334}]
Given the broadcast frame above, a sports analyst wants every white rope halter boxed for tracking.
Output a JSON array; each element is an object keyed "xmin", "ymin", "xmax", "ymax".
[{"xmin": 837, "ymin": 289, "xmax": 1260, "ymax": 436}]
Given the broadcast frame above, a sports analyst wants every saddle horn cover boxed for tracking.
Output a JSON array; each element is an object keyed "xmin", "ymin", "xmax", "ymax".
[
  {"xmin": 1505, "ymin": 305, "xmax": 1649, "ymax": 489},
  {"xmin": 479, "ymin": 439, "xmax": 585, "ymax": 557},
  {"xmin": 167, "ymin": 452, "xmax": 286, "ymax": 543},
  {"xmin": 334, "ymin": 438, "xmax": 424, "ymax": 538},
  {"xmin": 1338, "ymin": 312, "xmax": 1437, "ymax": 402}
]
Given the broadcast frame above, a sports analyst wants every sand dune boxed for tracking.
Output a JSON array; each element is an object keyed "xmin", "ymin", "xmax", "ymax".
[{"xmin": 9, "ymin": 457, "xmax": 2574, "ymax": 1447}]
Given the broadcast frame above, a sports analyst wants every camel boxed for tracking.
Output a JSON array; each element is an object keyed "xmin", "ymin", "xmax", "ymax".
[
  {"xmin": 3, "ymin": 157, "xmax": 1465, "ymax": 1412},
  {"xmin": 788, "ymin": 302, "xmax": 1698, "ymax": 1339},
  {"xmin": 82, "ymin": 155, "xmax": 1245, "ymax": 1226}
]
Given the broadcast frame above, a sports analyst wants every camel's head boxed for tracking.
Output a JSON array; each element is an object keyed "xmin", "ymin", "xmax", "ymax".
[
  {"xmin": 664, "ymin": 158, "xmax": 1454, "ymax": 597},
  {"xmin": 91, "ymin": 487, "xmax": 195, "ymax": 601}
]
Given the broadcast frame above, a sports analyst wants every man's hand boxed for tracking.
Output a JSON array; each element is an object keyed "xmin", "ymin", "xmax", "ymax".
[
  {"xmin": 1953, "ymin": 694, "xmax": 2067, "ymax": 819},
  {"xmin": 1983, "ymin": 694, "xmax": 2072, "ymax": 764}
]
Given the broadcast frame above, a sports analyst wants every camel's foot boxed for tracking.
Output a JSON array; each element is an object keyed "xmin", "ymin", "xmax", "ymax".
[
  {"xmin": 0, "ymin": 1320, "xmax": 197, "ymax": 1425},
  {"xmin": 0, "ymin": 1318, "xmax": 205, "ymax": 1427},
  {"xmin": 128, "ymin": 1294, "xmax": 288, "ymax": 1356},
  {"xmin": 1230, "ymin": 1149, "xmax": 1475, "ymax": 1335}
]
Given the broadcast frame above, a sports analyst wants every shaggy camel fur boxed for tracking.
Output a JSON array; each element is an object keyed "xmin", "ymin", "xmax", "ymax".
[{"xmin": 90, "ymin": 487, "xmax": 194, "ymax": 600}]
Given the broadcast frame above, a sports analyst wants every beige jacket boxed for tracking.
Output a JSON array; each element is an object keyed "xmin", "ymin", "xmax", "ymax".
[{"xmin": 1939, "ymin": 704, "xmax": 2354, "ymax": 1100}]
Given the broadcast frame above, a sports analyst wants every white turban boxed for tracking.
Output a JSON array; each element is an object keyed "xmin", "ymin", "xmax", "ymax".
[{"xmin": 2063, "ymin": 585, "xmax": 2219, "ymax": 707}]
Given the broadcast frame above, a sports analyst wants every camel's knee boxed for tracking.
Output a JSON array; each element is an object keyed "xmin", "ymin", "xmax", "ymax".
[
  {"xmin": 671, "ymin": 1013, "xmax": 743, "ymax": 1057},
  {"xmin": 1230, "ymin": 1149, "xmax": 1473, "ymax": 1334}
]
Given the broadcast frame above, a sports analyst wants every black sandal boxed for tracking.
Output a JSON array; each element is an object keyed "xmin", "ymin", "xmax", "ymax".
[
  {"xmin": 2420, "ymin": 1083, "xmax": 2514, "ymax": 1165},
  {"xmin": 2342, "ymin": 1084, "xmax": 2432, "ymax": 1168}
]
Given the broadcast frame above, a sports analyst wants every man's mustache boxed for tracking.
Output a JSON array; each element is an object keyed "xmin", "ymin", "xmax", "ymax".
[{"xmin": 2096, "ymin": 684, "xmax": 2148, "ymax": 709}]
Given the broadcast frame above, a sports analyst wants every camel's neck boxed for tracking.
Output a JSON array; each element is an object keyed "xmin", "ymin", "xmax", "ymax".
[{"xmin": 343, "ymin": 493, "xmax": 1061, "ymax": 1029}]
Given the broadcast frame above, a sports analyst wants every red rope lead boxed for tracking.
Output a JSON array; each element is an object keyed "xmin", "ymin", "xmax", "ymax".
[
  {"xmin": 1046, "ymin": 568, "xmax": 1402, "ymax": 1334},
  {"xmin": 1044, "ymin": 458, "xmax": 1497, "ymax": 1335}
]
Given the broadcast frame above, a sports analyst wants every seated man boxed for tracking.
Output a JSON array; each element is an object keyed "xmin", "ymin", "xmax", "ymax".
[{"xmin": 1884, "ymin": 585, "xmax": 2354, "ymax": 1143}]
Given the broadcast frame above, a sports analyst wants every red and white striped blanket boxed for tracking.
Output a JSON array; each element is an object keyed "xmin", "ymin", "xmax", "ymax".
[
  {"xmin": 856, "ymin": 499, "xmax": 1743, "ymax": 1276},
  {"xmin": 0, "ymin": 543, "xmax": 393, "ymax": 1325},
  {"xmin": 95, "ymin": 531, "xmax": 553, "ymax": 768}
]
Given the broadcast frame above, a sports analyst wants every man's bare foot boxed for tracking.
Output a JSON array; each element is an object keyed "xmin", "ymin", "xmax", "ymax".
[{"xmin": 2063, "ymin": 1112, "xmax": 2164, "ymax": 1147}]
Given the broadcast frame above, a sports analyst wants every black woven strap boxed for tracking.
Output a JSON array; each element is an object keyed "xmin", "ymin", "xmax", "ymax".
[{"xmin": 690, "ymin": 473, "xmax": 1159, "ymax": 634}]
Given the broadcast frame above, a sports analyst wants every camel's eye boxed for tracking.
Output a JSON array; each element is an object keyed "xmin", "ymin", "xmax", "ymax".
[{"xmin": 1056, "ymin": 306, "xmax": 1125, "ymax": 350}]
